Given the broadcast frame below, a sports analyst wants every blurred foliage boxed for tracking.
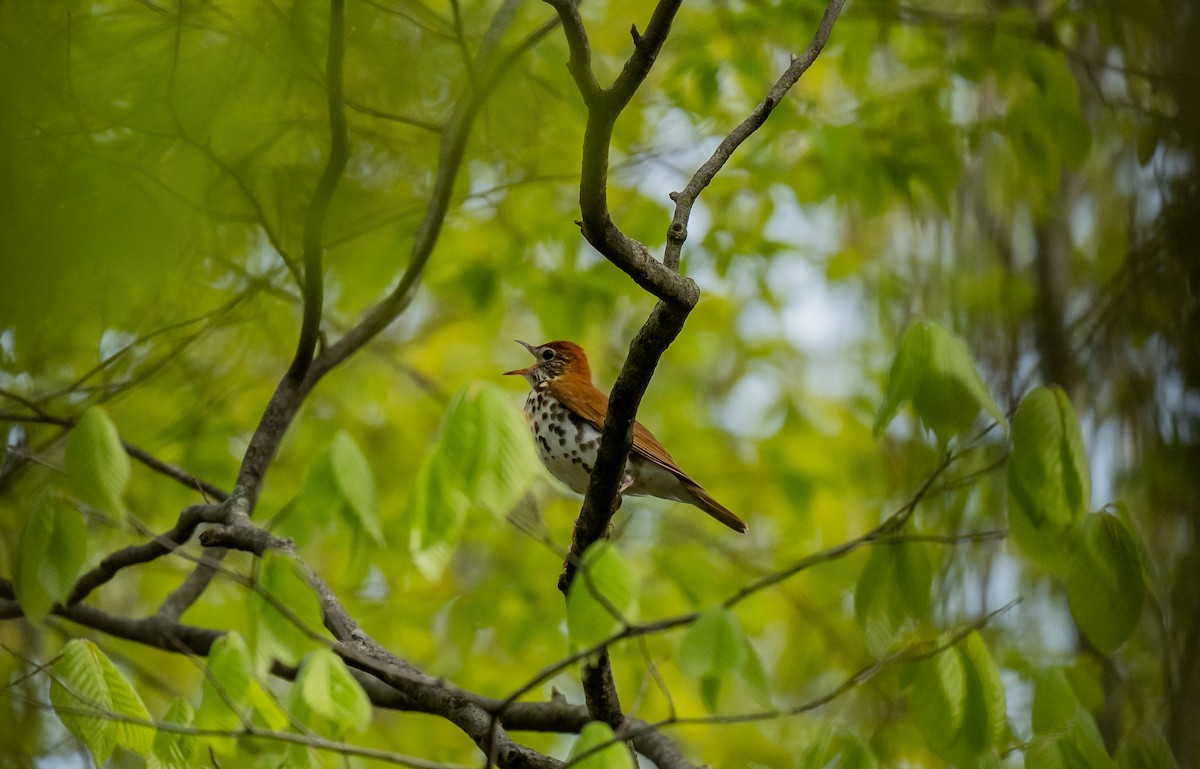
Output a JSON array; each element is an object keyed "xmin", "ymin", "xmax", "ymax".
[{"xmin": 0, "ymin": 0, "xmax": 1196, "ymax": 767}]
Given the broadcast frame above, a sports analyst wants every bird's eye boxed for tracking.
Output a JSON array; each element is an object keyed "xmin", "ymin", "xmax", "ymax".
[{"xmin": 541, "ymin": 348, "xmax": 556, "ymax": 362}]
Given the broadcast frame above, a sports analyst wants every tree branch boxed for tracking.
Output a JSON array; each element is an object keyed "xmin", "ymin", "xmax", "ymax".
[
  {"xmin": 64, "ymin": 503, "xmax": 225, "ymax": 606},
  {"xmin": 663, "ymin": 0, "xmax": 846, "ymax": 269}
]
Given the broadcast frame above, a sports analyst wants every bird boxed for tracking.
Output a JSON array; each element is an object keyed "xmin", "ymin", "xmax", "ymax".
[{"xmin": 504, "ymin": 340, "xmax": 747, "ymax": 533}]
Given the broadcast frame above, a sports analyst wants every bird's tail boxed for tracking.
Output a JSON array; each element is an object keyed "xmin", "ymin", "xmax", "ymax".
[{"xmin": 685, "ymin": 483, "xmax": 748, "ymax": 533}]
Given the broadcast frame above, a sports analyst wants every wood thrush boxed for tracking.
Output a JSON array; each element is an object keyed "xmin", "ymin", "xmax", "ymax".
[{"xmin": 504, "ymin": 340, "xmax": 747, "ymax": 533}]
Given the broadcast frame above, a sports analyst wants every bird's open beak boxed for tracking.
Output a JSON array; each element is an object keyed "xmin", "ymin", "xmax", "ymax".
[{"xmin": 503, "ymin": 340, "xmax": 537, "ymax": 376}]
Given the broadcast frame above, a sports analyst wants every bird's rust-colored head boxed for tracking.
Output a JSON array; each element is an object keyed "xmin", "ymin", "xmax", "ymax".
[{"xmin": 503, "ymin": 340, "xmax": 592, "ymax": 388}]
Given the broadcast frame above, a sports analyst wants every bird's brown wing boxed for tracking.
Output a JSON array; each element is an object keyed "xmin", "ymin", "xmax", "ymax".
[
  {"xmin": 546, "ymin": 378, "xmax": 700, "ymax": 485},
  {"xmin": 549, "ymin": 377, "xmax": 747, "ymax": 533}
]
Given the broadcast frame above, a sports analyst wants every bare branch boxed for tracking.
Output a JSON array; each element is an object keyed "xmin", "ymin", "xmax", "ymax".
[
  {"xmin": 664, "ymin": 0, "xmax": 846, "ymax": 269},
  {"xmin": 345, "ymin": 98, "xmax": 443, "ymax": 133},
  {"xmin": 562, "ymin": 600, "xmax": 1023, "ymax": 767},
  {"xmin": 65, "ymin": 503, "xmax": 224, "ymax": 606},
  {"xmin": 233, "ymin": 0, "xmax": 349, "ymax": 507}
]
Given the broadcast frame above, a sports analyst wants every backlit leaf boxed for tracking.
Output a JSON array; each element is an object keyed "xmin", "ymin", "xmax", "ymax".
[
  {"xmin": 567, "ymin": 722, "xmax": 634, "ymax": 769},
  {"xmin": 1067, "ymin": 513, "xmax": 1144, "ymax": 652},
  {"xmin": 566, "ymin": 542, "xmax": 637, "ymax": 651},
  {"xmin": 248, "ymin": 551, "xmax": 326, "ymax": 670},
  {"xmin": 49, "ymin": 639, "xmax": 153, "ymax": 764},
  {"xmin": 66, "ymin": 406, "xmax": 130, "ymax": 512},
  {"xmin": 293, "ymin": 648, "xmax": 372, "ymax": 736},
  {"xmin": 1007, "ymin": 386, "xmax": 1090, "ymax": 570},
  {"xmin": 407, "ymin": 383, "xmax": 540, "ymax": 580},
  {"xmin": 329, "ymin": 430, "xmax": 384, "ymax": 545},
  {"xmin": 149, "ymin": 697, "xmax": 197, "ymax": 769},
  {"xmin": 14, "ymin": 495, "xmax": 87, "ymax": 624},
  {"xmin": 854, "ymin": 539, "xmax": 932, "ymax": 655},
  {"xmin": 875, "ymin": 321, "xmax": 1006, "ymax": 443},
  {"xmin": 679, "ymin": 607, "xmax": 748, "ymax": 678}
]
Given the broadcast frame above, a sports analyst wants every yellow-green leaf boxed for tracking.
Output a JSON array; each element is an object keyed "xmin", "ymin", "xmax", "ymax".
[
  {"xmin": 329, "ymin": 430, "xmax": 384, "ymax": 545},
  {"xmin": 875, "ymin": 321, "xmax": 1006, "ymax": 443},
  {"xmin": 66, "ymin": 407, "xmax": 130, "ymax": 512},
  {"xmin": 49, "ymin": 639, "xmax": 153, "ymax": 764},
  {"xmin": 293, "ymin": 649, "xmax": 372, "ymax": 736},
  {"xmin": 566, "ymin": 542, "xmax": 637, "ymax": 651},
  {"xmin": 149, "ymin": 697, "xmax": 197, "ymax": 769},
  {"xmin": 1067, "ymin": 513, "xmax": 1145, "ymax": 652},
  {"xmin": 248, "ymin": 551, "xmax": 326, "ymax": 671},
  {"xmin": 1007, "ymin": 385, "xmax": 1090, "ymax": 570},
  {"xmin": 14, "ymin": 495, "xmax": 87, "ymax": 623},
  {"xmin": 567, "ymin": 722, "xmax": 634, "ymax": 769}
]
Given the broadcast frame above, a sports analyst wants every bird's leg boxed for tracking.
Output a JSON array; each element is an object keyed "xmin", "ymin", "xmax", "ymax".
[{"xmin": 617, "ymin": 474, "xmax": 633, "ymax": 494}]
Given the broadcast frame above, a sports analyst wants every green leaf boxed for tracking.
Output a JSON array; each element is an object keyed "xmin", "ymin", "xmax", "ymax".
[
  {"xmin": 917, "ymin": 632, "xmax": 1006, "ymax": 762},
  {"xmin": 1027, "ymin": 723, "xmax": 1118, "ymax": 769},
  {"xmin": 1033, "ymin": 667, "xmax": 1104, "ymax": 743},
  {"xmin": 678, "ymin": 607, "xmax": 749, "ymax": 678},
  {"xmin": 407, "ymin": 383, "xmax": 540, "ymax": 580},
  {"xmin": 66, "ymin": 406, "xmax": 131, "ymax": 512},
  {"xmin": 149, "ymin": 697, "xmax": 198, "ymax": 769},
  {"xmin": 854, "ymin": 539, "xmax": 932, "ymax": 655},
  {"xmin": 329, "ymin": 430, "xmax": 384, "ymax": 545},
  {"xmin": 195, "ymin": 633, "xmax": 255, "ymax": 734},
  {"xmin": 1117, "ymin": 731, "xmax": 1181, "ymax": 769},
  {"xmin": 678, "ymin": 607, "xmax": 763, "ymax": 712},
  {"xmin": 800, "ymin": 729, "xmax": 880, "ymax": 769},
  {"xmin": 1007, "ymin": 385, "xmax": 1090, "ymax": 570},
  {"xmin": 874, "ymin": 321, "xmax": 1007, "ymax": 443},
  {"xmin": 49, "ymin": 639, "xmax": 153, "ymax": 765},
  {"xmin": 958, "ymin": 631, "xmax": 1006, "ymax": 754},
  {"xmin": 407, "ymin": 453, "xmax": 469, "ymax": 581},
  {"xmin": 566, "ymin": 542, "xmax": 638, "ymax": 651},
  {"xmin": 292, "ymin": 649, "xmax": 372, "ymax": 736},
  {"xmin": 912, "ymin": 642, "xmax": 967, "ymax": 753},
  {"xmin": 567, "ymin": 722, "xmax": 634, "ymax": 769},
  {"xmin": 194, "ymin": 632, "xmax": 289, "ymax": 755},
  {"xmin": 14, "ymin": 495, "xmax": 87, "ymax": 623},
  {"xmin": 248, "ymin": 551, "xmax": 326, "ymax": 670},
  {"xmin": 50, "ymin": 640, "xmax": 117, "ymax": 765},
  {"xmin": 1066, "ymin": 513, "xmax": 1145, "ymax": 652}
]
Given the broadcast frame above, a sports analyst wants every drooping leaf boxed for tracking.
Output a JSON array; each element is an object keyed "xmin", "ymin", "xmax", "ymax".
[
  {"xmin": 407, "ymin": 383, "xmax": 540, "ymax": 580},
  {"xmin": 328, "ymin": 430, "xmax": 384, "ymax": 545},
  {"xmin": 292, "ymin": 648, "xmax": 372, "ymax": 736},
  {"xmin": 1067, "ymin": 513, "xmax": 1145, "ymax": 652},
  {"xmin": 1007, "ymin": 385, "xmax": 1090, "ymax": 570},
  {"xmin": 299, "ymin": 431, "xmax": 384, "ymax": 545},
  {"xmin": 679, "ymin": 607, "xmax": 749, "ymax": 678},
  {"xmin": 916, "ymin": 632, "xmax": 1006, "ymax": 762},
  {"xmin": 958, "ymin": 632, "xmax": 1006, "ymax": 755},
  {"xmin": 567, "ymin": 722, "xmax": 634, "ymax": 769},
  {"xmin": 49, "ymin": 640, "xmax": 117, "ymax": 766},
  {"xmin": 66, "ymin": 406, "xmax": 131, "ymax": 512},
  {"xmin": 874, "ymin": 321, "xmax": 1007, "ymax": 443},
  {"xmin": 854, "ymin": 539, "xmax": 932, "ymax": 655},
  {"xmin": 677, "ymin": 607, "xmax": 757, "ymax": 712},
  {"xmin": 195, "ymin": 633, "xmax": 255, "ymax": 734},
  {"xmin": 800, "ymin": 729, "xmax": 880, "ymax": 769},
  {"xmin": 49, "ymin": 639, "xmax": 153, "ymax": 765},
  {"xmin": 149, "ymin": 697, "xmax": 198, "ymax": 769},
  {"xmin": 194, "ymin": 632, "xmax": 289, "ymax": 755},
  {"xmin": 912, "ymin": 641, "xmax": 967, "ymax": 753},
  {"xmin": 14, "ymin": 495, "xmax": 87, "ymax": 623},
  {"xmin": 1117, "ymin": 731, "xmax": 1181, "ymax": 769},
  {"xmin": 566, "ymin": 542, "xmax": 637, "ymax": 651},
  {"xmin": 1027, "ymin": 723, "xmax": 1119, "ymax": 769},
  {"xmin": 248, "ymin": 551, "xmax": 326, "ymax": 670},
  {"xmin": 408, "ymin": 452, "xmax": 469, "ymax": 581},
  {"xmin": 1032, "ymin": 667, "xmax": 1105, "ymax": 743}
]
